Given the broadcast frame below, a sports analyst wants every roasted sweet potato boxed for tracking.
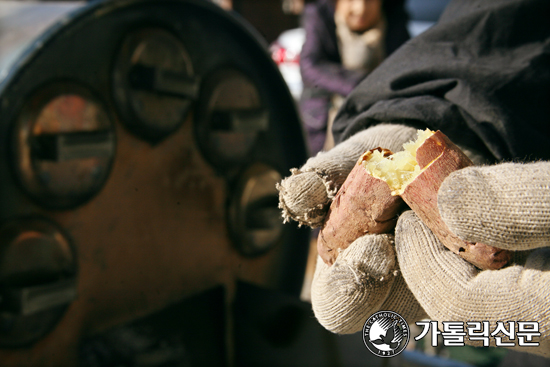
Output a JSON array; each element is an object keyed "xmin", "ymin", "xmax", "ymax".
[{"xmin": 319, "ymin": 129, "xmax": 512, "ymax": 270}]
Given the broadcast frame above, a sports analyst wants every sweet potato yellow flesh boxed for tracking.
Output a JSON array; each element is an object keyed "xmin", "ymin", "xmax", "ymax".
[{"xmin": 362, "ymin": 129, "xmax": 434, "ymax": 194}]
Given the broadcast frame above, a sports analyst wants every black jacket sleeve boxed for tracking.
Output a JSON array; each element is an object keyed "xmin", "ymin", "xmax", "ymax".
[{"xmin": 333, "ymin": 0, "xmax": 550, "ymax": 161}]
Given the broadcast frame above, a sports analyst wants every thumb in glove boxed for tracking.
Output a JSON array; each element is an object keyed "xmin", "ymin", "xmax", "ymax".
[{"xmin": 438, "ymin": 162, "xmax": 550, "ymax": 251}]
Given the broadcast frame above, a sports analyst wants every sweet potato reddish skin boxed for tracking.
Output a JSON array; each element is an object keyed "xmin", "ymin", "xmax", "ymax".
[
  {"xmin": 401, "ymin": 131, "xmax": 512, "ymax": 270},
  {"xmin": 318, "ymin": 149, "xmax": 405, "ymax": 266}
]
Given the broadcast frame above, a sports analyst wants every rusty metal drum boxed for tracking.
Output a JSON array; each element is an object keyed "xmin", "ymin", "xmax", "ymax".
[{"xmin": 0, "ymin": 1, "xmax": 309, "ymax": 365}]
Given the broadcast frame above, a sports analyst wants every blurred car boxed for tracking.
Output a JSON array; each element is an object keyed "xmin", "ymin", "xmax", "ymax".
[
  {"xmin": 270, "ymin": 0, "xmax": 452, "ymax": 101},
  {"xmin": 269, "ymin": 27, "xmax": 305, "ymax": 100}
]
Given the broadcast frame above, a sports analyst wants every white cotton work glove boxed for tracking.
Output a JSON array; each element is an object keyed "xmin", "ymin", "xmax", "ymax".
[
  {"xmin": 311, "ymin": 234, "xmax": 427, "ymax": 333},
  {"xmin": 278, "ymin": 123, "xmax": 419, "ymax": 227},
  {"xmin": 395, "ymin": 162, "xmax": 550, "ymax": 358},
  {"xmin": 277, "ymin": 123, "xmax": 428, "ymax": 334}
]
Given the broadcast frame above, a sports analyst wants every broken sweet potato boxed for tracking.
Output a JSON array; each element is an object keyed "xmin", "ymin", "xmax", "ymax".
[{"xmin": 318, "ymin": 129, "xmax": 512, "ymax": 270}]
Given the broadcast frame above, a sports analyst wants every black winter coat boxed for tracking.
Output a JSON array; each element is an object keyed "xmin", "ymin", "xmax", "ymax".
[{"xmin": 333, "ymin": 0, "xmax": 550, "ymax": 161}]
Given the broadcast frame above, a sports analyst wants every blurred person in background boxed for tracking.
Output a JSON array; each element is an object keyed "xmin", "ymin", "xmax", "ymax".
[{"xmin": 299, "ymin": 0, "xmax": 409, "ymax": 155}]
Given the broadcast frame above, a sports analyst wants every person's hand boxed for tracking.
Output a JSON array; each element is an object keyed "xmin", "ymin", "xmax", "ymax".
[
  {"xmin": 278, "ymin": 123, "xmax": 428, "ymax": 333},
  {"xmin": 395, "ymin": 162, "xmax": 550, "ymax": 357},
  {"xmin": 278, "ymin": 123, "xmax": 418, "ymax": 228}
]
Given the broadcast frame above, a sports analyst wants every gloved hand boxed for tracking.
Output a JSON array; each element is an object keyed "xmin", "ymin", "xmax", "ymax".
[
  {"xmin": 278, "ymin": 123, "xmax": 419, "ymax": 227},
  {"xmin": 278, "ymin": 123, "xmax": 428, "ymax": 333},
  {"xmin": 395, "ymin": 162, "xmax": 550, "ymax": 357}
]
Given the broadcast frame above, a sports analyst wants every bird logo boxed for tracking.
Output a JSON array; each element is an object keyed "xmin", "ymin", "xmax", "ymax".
[
  {"xmin": 370, "ymin": 319, "xmax": 403, "ymax": 350},
  {"xmin": 363, "ymin": 311, "xmax": 410, "ymax": 357}
]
